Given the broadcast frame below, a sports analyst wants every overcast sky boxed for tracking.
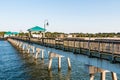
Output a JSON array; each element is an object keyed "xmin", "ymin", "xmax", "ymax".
[{"xmin": 0, "ymin": 0, "xmax": 120, "ymax": 33}]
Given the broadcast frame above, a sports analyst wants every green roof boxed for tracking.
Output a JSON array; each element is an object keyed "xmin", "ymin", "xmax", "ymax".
[{"xmin": 28, "ymin": 26, "xmax": 46, "ymax": 32}]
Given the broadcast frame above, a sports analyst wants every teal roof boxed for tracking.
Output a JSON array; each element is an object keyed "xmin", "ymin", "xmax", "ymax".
[
  {"xmin": 5, "ymin": 31, "xmax": 19, "ymax": 35},
  {"xmin": 28, "ymin": 26, "xmax": 46, "ymax": 32},
  {"xmin": 5, "ymin": 31, "xmax": 12, "ymax": 35},
  {"xmin": 12, "ymin": 32, "xmax": 19, "ymax": 35}
]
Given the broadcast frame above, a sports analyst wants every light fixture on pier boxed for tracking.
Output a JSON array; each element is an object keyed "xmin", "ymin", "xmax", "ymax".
[{"xmin": 43, "ymin": 19, "xmax": 49, "ymax": 38}]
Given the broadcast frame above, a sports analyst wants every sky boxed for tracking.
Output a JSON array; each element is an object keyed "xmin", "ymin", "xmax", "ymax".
[{"xmin": 0, "ymin": 0, "xmax": 120, "ymax": 33}]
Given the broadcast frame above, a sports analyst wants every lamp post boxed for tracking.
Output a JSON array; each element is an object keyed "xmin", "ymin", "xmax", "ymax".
[{"xmin": 43, "ymin": 19, "xmax": 49, "ymax": 38}]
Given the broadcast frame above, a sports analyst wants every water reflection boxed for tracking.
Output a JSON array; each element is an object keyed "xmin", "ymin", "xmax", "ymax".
[
  {"xmin": 34, "ymin": 58, "xmax": 44, "ymax": 65},
  {"xmin": 19, "ymin": 50, "xmax": 72, "ymax": 80},
  {"xmin": 48, "ymin": 70, "xmax": 71, "ymax": 80}
]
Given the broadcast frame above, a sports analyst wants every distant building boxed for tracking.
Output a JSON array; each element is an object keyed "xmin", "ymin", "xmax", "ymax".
[
  {"xmin": 58, "ymin": 34, "xmax": 65, "ymax": 38},
  {"xmin": 73, "ymin": 34, "xmax": 77, "ymax": 37},
  {"xmin": 67, "ymin": 34, "xmax": 73, "ymax": 38},
  {"xmin": 67, "ymin": 33, "xmax": 77, "ymax": 38},
  {"xmin": 32, "ymin": 33, "xmax": 42, "ymax": 38}
]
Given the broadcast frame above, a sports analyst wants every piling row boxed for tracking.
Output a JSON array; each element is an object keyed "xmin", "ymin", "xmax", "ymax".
[
  {"xmin": 8, "ymin": 38, "xmax": 71, "ymax": 71},
  {"xmin": 8, "ymin": 38, "xmax": 45, "ymax": 59}
]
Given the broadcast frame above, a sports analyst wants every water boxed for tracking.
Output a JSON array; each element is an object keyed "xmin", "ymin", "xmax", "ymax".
[{"xmin": 0, "ymin": 40, "xmax": 120, "ymax": 80}]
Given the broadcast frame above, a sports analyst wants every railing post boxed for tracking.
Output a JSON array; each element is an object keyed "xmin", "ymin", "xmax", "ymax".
[
  {"xmin": 83, "ymin": 41, "xmax": 84, "ymax": 49},
  {"xmin": 79, "ymin": 40, "xmax": 81, "ymax": 53},
  {"xmin": 98, "ymin": 41, "xmax": 100, "ymax": 58},
  {"xmin": 112, "ymin": 42, "xmax": 114, "ymax": 62},
  {"xmin": 98, "ymin": 41, "xmax": 100, "ymax": 53},
  {"xmin": 63, "ymin": 40, "xmax": 65, "ymax": 50},
  {"xmin": 88, "ymin": 40, "xmax": 90, "ymax": 56},
  {"xmin": 68, "ymin": 40, "xmax": 69, "ymax": 51},
  {"xmin": 73, "ymin": 39, "xmax": 75, "ymax": 53}
]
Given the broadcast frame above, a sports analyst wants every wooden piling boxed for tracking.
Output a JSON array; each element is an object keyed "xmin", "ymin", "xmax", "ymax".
[
  {"xmin": 111, "ymin": 72, "xmax": 117, "ymax": 80},
  {"xmin": 41, "ymin": 49, "xmax": 44, "ymax": 59},
  {"xmin": 35, "ymin": 52, "xmax": 39, "ymax": 59},
  {"xmin": 58, "ymin": 57, "xmax": 61, "ymax": 71},
  {"xmin": 27, "ymin": 47, "xmax": 30, "ymax": 53},
  {"xmin": 48, "ymin": 58, "xmax": 53, "ymax": 70},
  {"xmin": 32, "ymin": 46, "xmax": 35, "ymax": 54},
  {"xmin": 35, "ymin": 48, "xmax": 41, "ymax": 59},
  {"xmin": 100, "ymin": 71, "xmax": 106, "ymax": 80},
  {"xmin": 67, "ymin": 57, "xmax": 71, "ymax": 70},
  {"xmin": 90, "ymin": 74, "xmax": 94, "ymax": 80}
]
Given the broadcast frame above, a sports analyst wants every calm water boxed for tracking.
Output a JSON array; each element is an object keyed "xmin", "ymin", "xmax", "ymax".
[{"xmin": 0, "ymin": 40, "xmax": 120, "ymax": 80}]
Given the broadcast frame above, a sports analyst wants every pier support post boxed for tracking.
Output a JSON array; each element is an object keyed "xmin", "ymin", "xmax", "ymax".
[
  {"xmin": 48, "ymin": 70, "xmax": 53, "ymax": 78},
  {"xmin": 41, "ymin": 50, "xmax": 44, "ymax": 59},
  {"xmin": 35, "ymin": 52, "xmax": 39, "ymax": 59},
  {"xmin": 48, "ymin": 52, "xmax": 70, "ymax": 71},
  {"xmin": 90, "ymin": 74, "xmax": 94, "ymax": 80},
  {"xmin": 22, "ymin": 45, "xmax": 25, "ymax": 51},
  {"xmin": 100, "ymin": 71, "xmax": 106, "ymax": 80},
  {"xmin": 48, "ymin": 51, "xmax": 51, "ymax": 60},
  {"xmin": 48, "ymin": 58, "xmax": 53, "ymax": 71},
  {"xmin": 111, "ymin": 72, "xmax": 117, "ymax": 80},
  {"xmin": 27, "ymin": 45, "xmax": 30, "ymax": 53},
  {"xmin": 67, "ymin": 57, "xmax": 71, "ymax": 70},
  {"xmin": 58, "ymin": 57, "xmax": 61, "ymax": 71},
  {"xmin": 35, "ymin": 48, "xmax": 41, "ymax": 59},
  {"xmin": 27, "ymin": 48, "xmax": 30, "ymax": 53},
  {"xmin": 41, "ymin": 58, "xmax": 44, "ymax": 64},
  {"xmin": 32, "ymin": 46, "xmax": 35, "ymax": 54}
]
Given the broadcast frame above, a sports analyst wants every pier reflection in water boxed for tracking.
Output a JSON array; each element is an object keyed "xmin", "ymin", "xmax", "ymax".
[{"xmin": 0, "ymin": 40, "xmax": 120, "ymax": 80}]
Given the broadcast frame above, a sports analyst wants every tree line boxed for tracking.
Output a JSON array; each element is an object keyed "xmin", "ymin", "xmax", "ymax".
[
  {"xmin": 0, "ymin": 32, "xmax": 5, "ymax": 37},
  {"xmin": 0, "ymin": 31, "xmax": 120, "ymax": 38},
  {"xmin": 46, "ymin": 32, "xmax": 120, "ymax": 38},
  {"xmin": 45, "ymin": 32, "xmax": 120, "ymax": 38},
  {"xmin": 69, "ymin": 32, "xmax": 120, "ymax": 37}
]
